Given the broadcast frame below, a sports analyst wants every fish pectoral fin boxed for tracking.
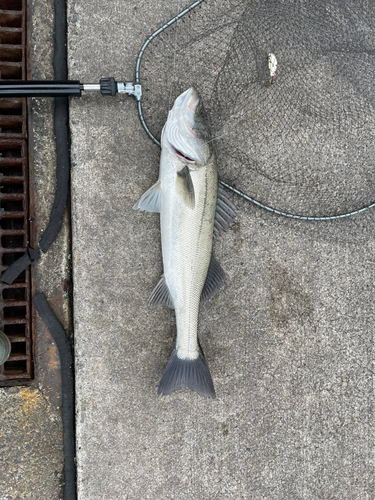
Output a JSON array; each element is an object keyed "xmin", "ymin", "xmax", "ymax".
[
  {"xmin": 133, "ymin": 180, "xmax": 162, "ymax": 213},
  {"xmin": 149, "ymin": 275, "xmax": 174, "ymax": 309},
  {"xmin": 176, "ymin": 165, "xmax": 195, "ymax": 209},
  {"xmin": 201, "ymin": 254, "xmax": 225, "ymax": 304},
  {"xmin": 214, "ymin": 184, "xmax": 237, "ymax": 237}
]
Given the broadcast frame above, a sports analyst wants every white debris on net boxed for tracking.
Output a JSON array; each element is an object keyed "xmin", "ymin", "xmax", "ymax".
[{"xmin": 267, "ymin": 53, "xmax": 277, "ymax": 84}]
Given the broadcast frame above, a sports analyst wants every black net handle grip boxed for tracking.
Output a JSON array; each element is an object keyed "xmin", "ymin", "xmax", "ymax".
[
  {"xmin": 0, "ymin": 80, "xmax": 83, "ymax": 97},
  {"xmin": 0, "ymin": 78, "xmax": 119, "ymax": 98}
]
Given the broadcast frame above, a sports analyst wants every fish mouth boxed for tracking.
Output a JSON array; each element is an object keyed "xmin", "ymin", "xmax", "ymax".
[
  {"xmin": 162, "ymin": 87, "xmax": 204, "ymax": 164},
  {"xmin": 174, "ymin": 87, "xmax": 201, "ymax": 114}
]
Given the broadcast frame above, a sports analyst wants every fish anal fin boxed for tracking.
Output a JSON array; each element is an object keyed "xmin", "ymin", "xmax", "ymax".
[
  {"xmin": 201, "ymin": 254, "xmax": 225, "ymax": 304},
  {"xmin": 214, "ymin": 184, "xmax": 237, "ymax": 236},
  {"xmin": 149, "ymin": 275, "xmax": 174, "ymax": 309},
  {"xmin": 133, "ymin": 180, "xmax": 162, "ymax": 213},
  {"xmin": 176, "ymin": 165, "xmax": 195, "ymax": 209}
]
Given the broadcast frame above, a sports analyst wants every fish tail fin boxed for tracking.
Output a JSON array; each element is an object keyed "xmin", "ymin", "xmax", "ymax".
[{"xmin": 158, "ymin": 347, "xmax": 216, "ymax": 399}]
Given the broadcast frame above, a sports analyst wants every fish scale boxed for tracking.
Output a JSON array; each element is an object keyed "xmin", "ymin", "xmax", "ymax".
[{"xmin": 163, "ymin": 164, "xmax": 217, "ymax": 360}]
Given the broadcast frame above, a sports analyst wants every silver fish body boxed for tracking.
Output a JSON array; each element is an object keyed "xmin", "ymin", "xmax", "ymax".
[
  {"xmin": 134, "ymin": 87, "xmax": 235, "ymax": 398},
  {"xmin": 159, "ymin": 121, "xmax": 217, "ymax": 362}
]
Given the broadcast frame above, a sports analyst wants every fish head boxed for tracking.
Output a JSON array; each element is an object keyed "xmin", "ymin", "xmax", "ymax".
[{"xmin": 161, "ymin": 87, "xmax": 212, "ymax": 166}]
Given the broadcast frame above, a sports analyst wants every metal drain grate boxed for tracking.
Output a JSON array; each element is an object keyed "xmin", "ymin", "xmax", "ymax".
[{"xmin": 0, "ymin": 0, "xmax": 33, "ymax": 382}]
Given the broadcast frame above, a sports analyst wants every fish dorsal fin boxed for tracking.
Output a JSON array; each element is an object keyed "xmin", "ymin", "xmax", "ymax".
[
  {"xmin": 149, "ymin": 275, "xmax": 174, "ymax": 309},
  {"xmin": 214, "ymin": 185, "xmax": 237, "ymax": 237},
  {"xmin": 176, "ymin": 165, "xmax": 195, "ymax": 209},
  {"xmin": 201, "ymin": 254, "xmax": 225, "ymax": 304},
  {"xmin": 133, "ymin": 180, "xmax": 162, "ymax": 213}
]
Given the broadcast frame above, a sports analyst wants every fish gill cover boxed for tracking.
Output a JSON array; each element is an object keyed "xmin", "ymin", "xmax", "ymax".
[{"xmin": 140, "ymin": 0, "xmax": 375, "ymax": 218}]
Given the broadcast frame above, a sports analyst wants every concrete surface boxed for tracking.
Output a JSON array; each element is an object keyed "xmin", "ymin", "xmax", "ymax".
[
  {"xmin": 1, "ymin": 0, "xmax": 70, "ymax": 498},
  {"xmin": 68, "ymin": 1, "xmax": 374, "ymax": 499},
  {"xmin": 0, "ymin": 387, "xmax": 63, "ymax": 500}
]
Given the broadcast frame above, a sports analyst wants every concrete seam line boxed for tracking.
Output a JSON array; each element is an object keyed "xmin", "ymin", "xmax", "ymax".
[
  {"xmin": 39, "ymin": 0, "xmax": 71, "ymax": 254},
  {"xmin": 33, "ymin": 293, "xmax": 76, "ymax": 500},
  {"xmin": 33, "ymin": 2, "xmax": 76, "ymax": 499}
]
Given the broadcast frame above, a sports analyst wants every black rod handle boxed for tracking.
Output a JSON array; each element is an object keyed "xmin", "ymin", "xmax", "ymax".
[{"xmin": 0, "ymin": 80, "xmax": 83, "ymax": 97}]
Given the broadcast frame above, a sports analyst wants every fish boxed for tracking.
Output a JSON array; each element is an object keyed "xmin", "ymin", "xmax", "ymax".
[{"xmin": 133, "ymin": 87, "xmax": 236, "ymax": 398}]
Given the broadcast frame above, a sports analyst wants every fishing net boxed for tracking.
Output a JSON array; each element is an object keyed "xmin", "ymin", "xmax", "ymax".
[{"xmin": 139, "ymin": 0, "xmax": 375, "ymax": 217}]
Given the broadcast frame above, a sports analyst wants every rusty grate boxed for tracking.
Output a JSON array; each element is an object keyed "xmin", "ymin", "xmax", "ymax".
[{"xmin": 0, "ymin": 0, "xmax": 33, "ymax": 382}]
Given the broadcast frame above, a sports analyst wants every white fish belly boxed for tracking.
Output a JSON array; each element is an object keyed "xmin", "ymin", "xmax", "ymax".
[{"xmin": 160, "ymin": 152, "xmax": 217, "ymax": 360}]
